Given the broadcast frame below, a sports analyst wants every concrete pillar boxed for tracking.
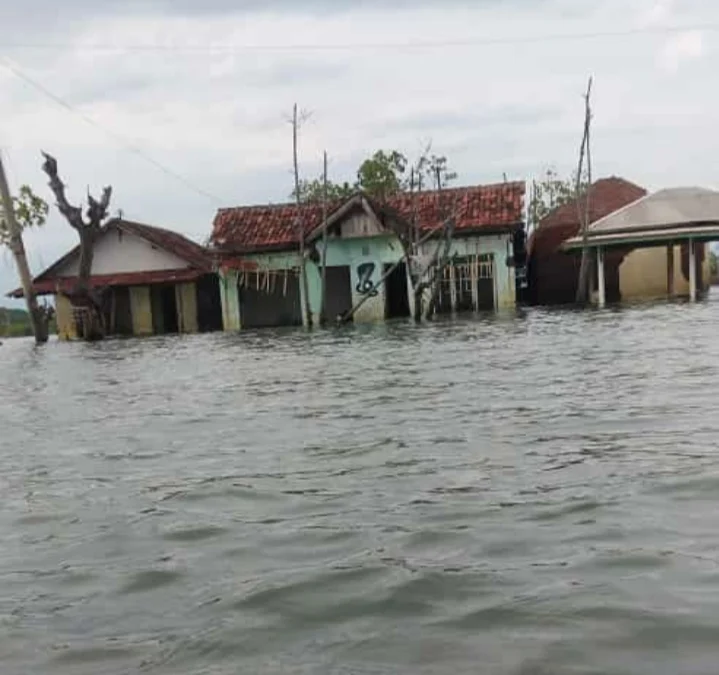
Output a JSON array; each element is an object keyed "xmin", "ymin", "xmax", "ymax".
[
  {"xmin": 175, "ymin": 282, "xmax": 198, "ymax": 333},
  {"xmin": 689, "ymin": 238, "xmax": 697, "ymax": 302},
  {"xmin": 219, "ymin": 271, "xmax": 241, "ymax": 331},
  {"xmin": 666, "ymin": 243, "xmax": 675, "ymax": 297},
  {"xmin": 129, "ymin": 286, "xmax": 153, "ymax": 336},
  {"xmin": 596, "ymin": 246, "xmax": 606, "ymax": 308}
]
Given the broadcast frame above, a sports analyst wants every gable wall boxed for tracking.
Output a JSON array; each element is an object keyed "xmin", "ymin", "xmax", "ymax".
[{"xmin": 55, "ymin": 228, "xmax": 191, "ymax": 277}]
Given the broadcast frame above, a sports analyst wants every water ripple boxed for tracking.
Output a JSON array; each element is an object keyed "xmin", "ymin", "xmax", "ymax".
[{"xmin": 2, "ymin": 300, "xmax": 719, "ymax": 674}]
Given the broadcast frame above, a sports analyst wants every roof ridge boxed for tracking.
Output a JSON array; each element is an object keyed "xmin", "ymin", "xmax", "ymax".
[{"xmin": 217, "ymin": 181, "xmax": 526, "ymax": 213}]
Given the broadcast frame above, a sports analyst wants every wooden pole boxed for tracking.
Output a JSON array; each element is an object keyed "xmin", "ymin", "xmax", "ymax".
[
  {"xmin": 292, "ymin": 104, "xmax": 312, "ymax": 328},
  {"xmin": 575, "ymin": 76, "xmax": 594, "ymax": 305},
  {"xmin": 0, "ymin": 153, "xmax": 48, "ymax": 343},
  {"xmin": 319, "ymin": 150, "xmax": 329, "ymax": 326}
]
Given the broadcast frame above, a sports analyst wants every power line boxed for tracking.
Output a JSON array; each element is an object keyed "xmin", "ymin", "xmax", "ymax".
[
  {"xmin": 0, "ymin": 24, "xmax": 714, "ymax": 53},
  {"xmin": 0, "ymin": 57, "xmax": 227, "ymax": 205}
]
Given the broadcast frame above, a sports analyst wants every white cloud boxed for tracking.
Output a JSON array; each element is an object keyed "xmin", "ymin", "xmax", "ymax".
[{"xmin": 659, "ymin": 30, "xmax": 704, "ymax": 72}]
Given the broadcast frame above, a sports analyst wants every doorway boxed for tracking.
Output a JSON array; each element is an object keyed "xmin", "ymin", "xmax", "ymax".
[
  {"xmin": 151, "ymin": 285, "xmax": 179, "ymax": 334},
  {"xmin": 196, "ymin": 274, "xmax": 223, "ymax": 332},
  {"xmin": 384, "ymin": 262, "xmax": 410, "ymax": 318},
  {"xmin": 324, "ymin": 266, "xmax": 353, "ymax": 322}
]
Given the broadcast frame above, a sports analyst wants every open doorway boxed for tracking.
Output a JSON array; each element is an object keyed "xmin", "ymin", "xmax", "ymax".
[
  {"xmin": 324, "ymin": 266, "xmax": 353, "ymax": 322},
  {"xmin": 112, "ymin": 287, "xmax": 134, "ymax": 335},
  {"xmin": 151, "ymin": 284, "xmax": 179, "ymax": 334},
  {"xmin": 196, "ymin": 274, "xmax": 223, "ymax": 332},
  {"xmin": 384, "ymin": 262, "xmax": 410, "ymax": 318}
]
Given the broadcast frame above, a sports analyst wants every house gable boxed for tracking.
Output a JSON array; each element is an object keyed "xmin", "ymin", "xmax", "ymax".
[{"xmin": 54, "ymin": 226, "xmax": 192, "ymax": 278}]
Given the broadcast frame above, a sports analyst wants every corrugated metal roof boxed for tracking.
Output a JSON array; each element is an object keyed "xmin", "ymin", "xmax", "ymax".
[{"xmin": 211, "ymin": 182, "xmax": 525, "ymax": 253}]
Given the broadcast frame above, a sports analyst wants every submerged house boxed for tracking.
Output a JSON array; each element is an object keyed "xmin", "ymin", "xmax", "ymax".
[
  {"xmin": 210, "ymin": 182, "xmax": 526, "ymax": 330},
  {"xmin": 8, "ymin": 218, "xmax": 223, "ymax": 339},
  {"xmin": 527, "ymin": 176, "xmax": 711, "ymax": 305}
]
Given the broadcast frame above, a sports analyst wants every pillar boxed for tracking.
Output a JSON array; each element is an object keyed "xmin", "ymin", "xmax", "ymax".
[
  {"xmin": 596, "ymin": 246, "xmax": 606, "ymax": 308},
  {"xmin": 219, "ymin": 270, "xmax": 241, "ymax": 331},
  {"xmin": 54, "ymin": 293, "xmax": 77, "ymax": 340},
  {"xmin": 175, "ymin": 282, "xmax": 198, "ymax": 333},
  {"xmin": 688, "ymin": 238, "xmax": 697, "ymax": 302},
  {"xmin": 666, "ymin": 243, "xmax": 675, "ymax": 297},
  {"xmin": 129, "ymin": 286, "xmax": 153, "ymax": 335}
]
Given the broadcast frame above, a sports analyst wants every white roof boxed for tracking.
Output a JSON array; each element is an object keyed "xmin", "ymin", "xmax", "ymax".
[
  {"xmin": 564, "ymin": 186, "xmax": 719, "ymax": 249},
  {"xmin": 589, "ymin": 187, "xmax": 719, "ymax": 234}
]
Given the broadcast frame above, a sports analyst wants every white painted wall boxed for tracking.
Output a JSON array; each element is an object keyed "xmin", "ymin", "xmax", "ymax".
[{"xmin": 56, "ymin": 228, "xmax": 191, "ymax": 277}]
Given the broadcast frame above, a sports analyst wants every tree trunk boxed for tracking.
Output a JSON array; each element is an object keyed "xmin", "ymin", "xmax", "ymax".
[
  {"xmin": 41, "ymin": 152, "xmax": 111, "ymax": 341},
  {"xmin": 0, "ymin": 154, "xmax": 48, "ymax": 344}
]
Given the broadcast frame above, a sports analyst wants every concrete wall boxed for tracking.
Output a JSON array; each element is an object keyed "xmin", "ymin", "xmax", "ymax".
[
  {"xmin": 56, "ymin": 229, "xmax": 190, "ymax": 277},
  {"xmin": 619, "ymin": 243, "xmax": 711, "ymax": 301},
  {"xmin": 175, "ymin": 282, "xmax": 199, "ymax": 333},
  {"xmin": 218, "ymin": 231, "xmax": 517, "ymax": 331},
  {"xmin": 417, "ymin": 233, "xmax": 516, "ymax": 310},
  {"xmin": 129, "ymin": 286, "xmax": 153, "ymax": 335}
]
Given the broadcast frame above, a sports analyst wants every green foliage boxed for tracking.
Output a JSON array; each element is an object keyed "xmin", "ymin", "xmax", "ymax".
[
  {"xmin": 291, "ymin": 148, "xmax": 458, "ymax": 204},
  {"xmin": 710, "ymin": 250, "xmax": 717, "ymax": 277},
  {"xmin": 292, "ymin": 177, "xmax": 356, "ymax": 204},
  {"xmin": 528, "ymin": 167, "xmax": 588, "ymax": 228},
  {"xmin": 356, "ymin": 150, "xmax": 408, "ymax": 199},
  {"xmin": 0, "ymin": 185, "xmax": 49, "ymax": 246},
  {"xmin": 0, "ymin": 306, "xmax": 56, "ymax": 338}
]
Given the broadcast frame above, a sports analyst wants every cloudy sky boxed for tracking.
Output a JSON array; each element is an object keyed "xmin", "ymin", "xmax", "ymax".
[{"xmin": 0, "ymin": 0, "xmax": 716, "ymax": 301}]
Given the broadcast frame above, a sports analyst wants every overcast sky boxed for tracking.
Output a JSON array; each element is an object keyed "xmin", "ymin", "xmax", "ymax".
[{"xmin": 0, "ymin": 0, "xmax": 716, "ymax": 301}]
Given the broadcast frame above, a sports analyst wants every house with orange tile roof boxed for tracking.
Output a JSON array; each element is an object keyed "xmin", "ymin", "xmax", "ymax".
[{"xmin": 210, "ymin": 182, "xmax": 527, "ymax": 330}]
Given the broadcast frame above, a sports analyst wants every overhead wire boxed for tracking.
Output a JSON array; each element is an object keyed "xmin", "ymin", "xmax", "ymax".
[{"xmin": 0, "ymin": 57, "xmax": 228, "ymax": 205}]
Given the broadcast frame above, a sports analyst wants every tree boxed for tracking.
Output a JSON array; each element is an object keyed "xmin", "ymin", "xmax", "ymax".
[
  {"xmin": 356, "ymin": 150, "xmax": 408, "ymax": 199},
  {"xmin": 292, "ymin": 177, "xmax": 355, "ymax": 203},
  {"xmin": 528, "ymin": 167, "xmax": 587, "ymax": 229},
  {"xmin": 0, "ymin": 160, "xmax": 50, "ymax": 344},
  {"xmin": 41, "ymin": 152, "xmax": 112, "ymax": 341},
  {"xmin": 0, "ymin": 184, "xmax": 49, "ymax": 246}
]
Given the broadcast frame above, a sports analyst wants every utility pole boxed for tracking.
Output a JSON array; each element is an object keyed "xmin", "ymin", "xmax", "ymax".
[
  {"xmin": 319, "ymin": 150, "xmax": 329, "ymax": 326},
  {"xmin": 292, "ymin": 103, "xmax": 312, "ymax": 328},
  {"xmin": 575, "ymin": 76, "xmax": 594, "ymax": 305},
  {"xmin": 0, "ymin": 153, "xmax": 48, "ymax": 343}
]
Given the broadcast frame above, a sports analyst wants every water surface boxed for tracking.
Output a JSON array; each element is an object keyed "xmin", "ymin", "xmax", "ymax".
[{"xmin": 2, "ymin": 300, "xmax": 719, "ymax": 674}]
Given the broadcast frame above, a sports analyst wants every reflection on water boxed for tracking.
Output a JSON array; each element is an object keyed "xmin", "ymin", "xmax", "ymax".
[{"xmin": 2, "ymin": 299, "xmax": 719, "ymax": 674}]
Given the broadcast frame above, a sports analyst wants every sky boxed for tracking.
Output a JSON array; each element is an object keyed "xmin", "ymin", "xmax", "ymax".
[{"xmin": 0, "ymin": 0, "xmax": 717, "ymax": 302}]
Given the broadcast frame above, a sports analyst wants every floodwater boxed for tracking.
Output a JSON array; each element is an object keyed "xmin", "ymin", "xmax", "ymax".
[{"xmin": 2, "ymin": 299, "xmax": 719, "ymax": 675}]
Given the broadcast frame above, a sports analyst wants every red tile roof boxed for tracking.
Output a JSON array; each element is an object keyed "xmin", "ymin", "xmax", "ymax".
[
  {"xmin": 9, "ymin": 269, "xmax": 203, "ymax": 298},
  {"xmin": 526, "ymin": 176, "xmax": 647, "ymax": 306},
  {"xmin": 211, "ymin": 182, "xmax": 525, "ymax": 253},
  {"xmin": 529, "ymin": 177, "xmax": 647, "ymax": 256}
]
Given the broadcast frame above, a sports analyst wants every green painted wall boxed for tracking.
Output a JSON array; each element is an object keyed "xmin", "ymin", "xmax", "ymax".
[
  {"xmin": 418, "ymin": 233, "xmax": 516, "ymax": 309},
  {"xmin": 218, "ymin": 231, "xmax": 517, "ymax": 331}
]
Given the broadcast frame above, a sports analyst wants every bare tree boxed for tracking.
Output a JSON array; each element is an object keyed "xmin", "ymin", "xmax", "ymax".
[{"xmin": 41, "ymin": 152, "xmax": 112, "ymax": 340}]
